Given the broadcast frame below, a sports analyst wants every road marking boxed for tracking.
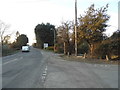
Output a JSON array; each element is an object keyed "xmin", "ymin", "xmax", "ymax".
[
  {"xmin": 3, "ymin": 57, "xmax": 23, "ymax": 65},
  {"xmin": 42, "ymin": 66, "xmax": 47, "ymax": 82}
]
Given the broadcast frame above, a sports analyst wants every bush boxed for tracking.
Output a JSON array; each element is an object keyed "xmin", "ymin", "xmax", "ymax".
[
  {"xmin": 2, "ymin": 45, "xmax": 17, "ymax": 56},
  {"xmin": 94, "ymin": 38, "xmax": 120, "ymax": 60},
  {"xmin": 78, "ymin": 42, "xmax": 89, "ymax": 54},
  {"xmin": 46, "ymin": 46, "xmax": 54, "ymax": 51},
  {"xmin": 56, "ymin": 47, "xmax": 64, "ymax": 53},
  {"xmin": 10, "ymin": 42, "xmax": 21, "ymax": 50},
  {"xmin": 54, "ymin": 43, "xmax": 64, "ymax": 53},
  {"xmin": 94, "ymin": 42, "xmax": 109, "ymax": 59},
  {"xmin": 32, "ymin": 43, "xmax": 37, "ymax": 48}
]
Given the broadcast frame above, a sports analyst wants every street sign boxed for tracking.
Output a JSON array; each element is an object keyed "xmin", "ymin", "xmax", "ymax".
[{"xmin": 44, "ymin": 43, "xmax": 48, "ymax": 49}]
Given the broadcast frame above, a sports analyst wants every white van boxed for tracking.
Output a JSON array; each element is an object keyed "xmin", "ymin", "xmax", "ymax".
[{"xmin": 22, "ymin": 46, "xmax": 30, "ymax": 52}]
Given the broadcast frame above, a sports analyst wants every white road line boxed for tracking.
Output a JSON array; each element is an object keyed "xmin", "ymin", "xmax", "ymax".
[
  {"xmin": 42, "ymin": 66, "xmax": 48, "ymax": 82},
  {"xmin": 3, "ymin": 57, "xmax": 23, "ymax": 65}
]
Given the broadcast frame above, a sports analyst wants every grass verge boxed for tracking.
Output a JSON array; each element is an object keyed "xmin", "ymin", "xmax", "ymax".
[
  {"xmin": 2, "ymin": 48, "xmax": 20, "ymax": 57},
  {"xmin": 60, "ymin": 55, "xmax": 119, "ymax": 65}
]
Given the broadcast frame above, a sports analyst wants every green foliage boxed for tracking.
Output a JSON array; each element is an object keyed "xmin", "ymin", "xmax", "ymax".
[
  {"xmin": 78, "ymin": 42, "xmax": 89, "ymax": 54},
  {"xmin": 77, "ymin": 4, "xmax": 110, "ymax": 56},
  {"xmin": 94, "ymin": 40, "xmax": 110, "ymax": 59},
  {"xmin": 10, "ymin": 34, "xmax": 29, "ymax": 49},
  {"xmin": 94, "ymin": 30, "xmax": 120, "ymax": 60},
  {"xmin": 35, "ymin": 23, "xmax": 55, "ymax": 48},
  {"xmin": 2, "ymin": 45, "xmax": 17, "ymax": 56},
  {"xmin": 16, "ymin": 34, "xmax": 28, "ymax": 46},
  {"xmin": 111, "ymin": 30, "xmax": 120, "ymax": 39},
  {"xmin": 46, "ymin": 46, "xmax": 54, "ymax": 51},
  {"xmin": 109, "ymin": 30, "xmax": 120, "ymax": 59},
  {"xmin": 109, "ymin": 39, "xmax": 120, "ymax": 57},
  {"xmin": 55, "ymin": 43, "xmax": 64, "ymax": 53}
]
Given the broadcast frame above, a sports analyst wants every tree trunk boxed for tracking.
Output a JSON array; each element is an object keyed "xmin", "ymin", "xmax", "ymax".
[
  {"xmin": 106, "ymin": 55, "xmax": 109, "ymax": 61},
  {"xmin": 89, "ymin": 44, "xmax": 94, "ymax": 58},
  {"xmin": 64, "ymin": 41, "xmax": 70, "ymax": 55},
  {"xmin": 64, "ymin": 42, "xmax": 67, "ymax": 55}
]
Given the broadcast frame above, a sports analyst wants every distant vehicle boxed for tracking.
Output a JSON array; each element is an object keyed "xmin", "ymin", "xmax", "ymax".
[{"xmin": 22, "ymin": 46, "xmax": 30, "ymax": 52}]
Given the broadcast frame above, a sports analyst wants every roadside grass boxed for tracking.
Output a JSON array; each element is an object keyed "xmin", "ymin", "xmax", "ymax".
[
  {"xmin": 43, "ymin": 49, "xmax": 54, "ymax": 52},
  {"xmin": 2, "ymin": 47, "xmax": 20, "ymax": 57},
  {"xmin": 38, "ymin": 48, "xmax": 119, "ymax": 65},
  {"xmin": 60, "ymin": 55, "xmax": 119, "ymax": 65}
]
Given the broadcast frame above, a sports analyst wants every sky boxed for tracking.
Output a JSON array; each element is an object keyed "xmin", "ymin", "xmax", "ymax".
[{"xmin": 0, "ymin": 0, "xmax": 119, "ymax": 45}]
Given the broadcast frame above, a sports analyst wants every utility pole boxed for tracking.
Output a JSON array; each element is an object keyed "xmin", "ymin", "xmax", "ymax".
[
  {"xmin": 118, "ymin": 1, "xmax": 120, "ymax": 30},
  {"xmin": 54, "ymin": 29, "xmax": 56, "ymax": 52},
  {"xmin": 75, "ymin": 0, "xmax": 77, "ymax": 56}
]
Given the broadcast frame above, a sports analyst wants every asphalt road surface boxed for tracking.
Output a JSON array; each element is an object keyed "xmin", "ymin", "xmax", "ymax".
[
  {"xmin": 43, "ymin": 51, "xmax": 118, "ymax": 88},
  {"xmin": 2, "ymin": 47, "xmax": 48, "ymax": 88},
  {"xmin": 2, "ymin": 47, "xmax": 119, "ymax": 88}
]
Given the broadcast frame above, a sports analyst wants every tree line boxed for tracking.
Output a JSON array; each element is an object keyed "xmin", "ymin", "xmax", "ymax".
[
  {"xmin": 0, "ymin": 20, "xmax": 29, "ymax": 56},
  {"xmin": 34, "ymin": 4, "xmax": 120, "ymax": 60},
  {"xmin": 34, "ymin": 23, "xmax": 55, "ymax": 48}
]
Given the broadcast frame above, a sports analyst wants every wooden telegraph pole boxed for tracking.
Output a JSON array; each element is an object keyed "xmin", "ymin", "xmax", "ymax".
[{"xmin": 75, "ymin": 0, "xmax": 77, "ymax": 56}]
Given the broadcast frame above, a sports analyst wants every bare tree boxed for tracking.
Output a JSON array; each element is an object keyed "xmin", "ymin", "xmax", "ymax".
[
  {"xmin": 0, "ymin": 20, "xmax": 10, "ymax": 44},
  {"xmin": 57, "ymin": 21, "xmax": 73, "ymax": 55},
  {"xmin": 16, "ymin": 31, "xmax": 20, "ymax": 38},
  {"xmin": 3, "ymin": 35, "xmax": 11, "ymax": 44}
]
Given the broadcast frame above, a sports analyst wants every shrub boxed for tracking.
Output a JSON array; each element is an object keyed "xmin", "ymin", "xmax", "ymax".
[
  {"xmin": 54, "ymin": 43, "xmax": 64, "ymax": 53},
  {"xmin": 2, "ymin": 45, "xmax": 17, "ymax": 56},
  {"xmin": 46, "ymin": 46, "xmax": 54, "ymax": 51},
  {"xmin": 78, "ymin": 42, "xmax": 89, "ymax": 54},
  {"xmin": 94, "ymin": 42, "xmax": 109, "ymax": 59},
  {"xmin": 94, "ymin": 38, "xmax": 120, "ymax": 60}
]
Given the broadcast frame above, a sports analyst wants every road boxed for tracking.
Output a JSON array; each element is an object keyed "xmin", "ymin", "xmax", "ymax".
[
  {"xmin": 2, "ymin": 47, "xmax": 119, "ymax": 88},
  {"xmin": 2, "ymin": 47, "xmax": 48, "ymax": 88},
  {"xmin": 43, "ymin": 51, "xmax": 118, "ymax": 88}
]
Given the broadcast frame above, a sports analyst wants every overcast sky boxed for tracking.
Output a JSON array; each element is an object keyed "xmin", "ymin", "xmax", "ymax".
[{"xmin": 0, "ymin": 0, "xmax": 119, "ymax": 44}]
